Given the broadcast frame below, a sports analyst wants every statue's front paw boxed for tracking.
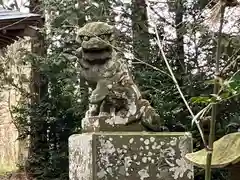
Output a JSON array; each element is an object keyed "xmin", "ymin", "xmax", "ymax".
[
  {"xmin": 89, "ymin": 93, "xmax": 106, "ymax": 104},
  {"xmin": 86, "ymin": 104, "xmax": 99, "ymax": 117},
  {"xmin": 141, "ymin": 114, "xmax": 169, "ymax": 132}
]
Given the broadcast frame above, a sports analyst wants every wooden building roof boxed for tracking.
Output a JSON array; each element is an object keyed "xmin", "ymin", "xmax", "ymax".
[{"xmin": 0, "ymin": 7, "xmax": 43, "ymax": 48}]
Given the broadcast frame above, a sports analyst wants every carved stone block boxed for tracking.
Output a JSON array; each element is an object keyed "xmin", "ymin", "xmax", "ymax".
[
  {"xmin": 82, "ymin": 116, "xmax": 145, "ymax": 132},
  {"xmin": 69, "ymin": 132, "xmax": 194, "ymax": 180}
]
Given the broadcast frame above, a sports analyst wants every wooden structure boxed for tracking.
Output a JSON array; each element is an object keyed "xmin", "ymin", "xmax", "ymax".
[
  {"xmin": 0, "ymin": 7, "xmax": 44, "ymax": 170},
  {"xmin": 0, "ymin": 7, "xmax": 43, "ymax": 48}
]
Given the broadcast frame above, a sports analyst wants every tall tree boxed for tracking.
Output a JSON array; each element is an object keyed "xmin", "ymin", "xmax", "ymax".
[
  {"xmin": 131, "ymin": 0, "xmax": 150, "ymax": 62},
  {"xmin": 174, "ymin": 0, "xmax": 186, "ymax": 86},
  {"xmin": 26, "ymin": 0, "xmax": 49, "ymax": 178}
]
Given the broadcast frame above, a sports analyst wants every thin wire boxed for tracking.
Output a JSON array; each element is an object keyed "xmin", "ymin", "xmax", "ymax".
[{"xmin": 154, "ymin": 25, "xmax": 208, "ymax": 147}]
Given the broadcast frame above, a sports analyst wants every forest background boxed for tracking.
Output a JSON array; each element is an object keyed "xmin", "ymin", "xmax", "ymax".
[{"xmin": 0, "ymin": 0, "xmax": 240, "ymax": 180}]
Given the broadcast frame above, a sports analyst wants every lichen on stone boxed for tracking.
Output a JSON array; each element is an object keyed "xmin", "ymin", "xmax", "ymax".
[
  {"xmin": 87, "ymin": 133, "xmax": 194, "ymax": 179},
  {"xmin": 75, "ymin": 21, "xmax": 168, "ymax": 132},
  {"xmin": 68, "ymin": 21, "xmax": 194, "ymax": 180},
  {"xmin": 69, "ymin": 134, "xmax": 93, "ymax": 180}
]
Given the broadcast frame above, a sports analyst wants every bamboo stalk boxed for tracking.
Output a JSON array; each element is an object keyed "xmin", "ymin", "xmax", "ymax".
[{"xmin": 205, "ymin": 4, "xmax": 226, "ymax": 180}]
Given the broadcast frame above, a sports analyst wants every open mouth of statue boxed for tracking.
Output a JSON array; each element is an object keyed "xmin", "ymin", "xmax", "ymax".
[{"xmin": 82, "ymin": 47, "xmax": 112, "ymax": 65}]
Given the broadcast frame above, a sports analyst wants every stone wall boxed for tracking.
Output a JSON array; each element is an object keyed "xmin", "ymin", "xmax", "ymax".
[
  {"xmin": 0, "ymin": 90, "xmax": 19, "ymax": 171},
  {"xmin": 0, "ymin": 39, "xmax": 31, "ymax": 171}
]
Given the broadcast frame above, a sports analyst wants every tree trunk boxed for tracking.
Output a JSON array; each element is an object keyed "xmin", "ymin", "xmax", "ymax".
[
  {"xmin": 131, "ymin": 0, "xmax": 150, "ymax": 62},
  {"xmin": 26, "ymin": 0, "xmax": 49, "ymax": 178},
  {"xmin": 174, "ymin": 0, "xmax": 186, "ymax": 86}
]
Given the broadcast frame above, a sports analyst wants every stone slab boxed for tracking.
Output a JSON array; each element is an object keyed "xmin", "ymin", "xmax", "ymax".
[
  {"xmin": 82, "ymin": 116, "xmax": 145, "ymax": 132},
  {"xmin": 69, "ymin": 132, "xmax": 194, "ymax": 180}
]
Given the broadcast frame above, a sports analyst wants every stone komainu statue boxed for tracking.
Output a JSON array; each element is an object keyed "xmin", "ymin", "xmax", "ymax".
[{"xmin": 75, "ymin": 21, "xmax": 167, "ymax": 132}]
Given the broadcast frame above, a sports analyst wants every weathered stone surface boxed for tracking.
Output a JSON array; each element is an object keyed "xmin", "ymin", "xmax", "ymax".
[
  {"xmin": 82, "ymin": 116, "xmax": 145, "ymax": 132},
  {"xmin": 69, "ymin": 132, "xmax": 193, "ymax": 180},
  {"xmin": 69, "ymin": 133, "xmax": 93, "ymax": 180},
  {"xmin": 75, "ymin": 22, "xmax": 166, "ymax": 131}
]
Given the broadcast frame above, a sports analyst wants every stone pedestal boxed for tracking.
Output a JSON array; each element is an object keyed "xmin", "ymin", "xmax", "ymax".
[
  {"xmin": 82, "ymin": 116, "xmax": 145, "ymax": 132},
  {"xmin": 69, "ymin": 132, "xmax": 194, "ymax": 180}
]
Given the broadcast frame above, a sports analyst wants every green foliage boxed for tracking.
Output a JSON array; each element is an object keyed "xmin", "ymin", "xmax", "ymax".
[
  {"xmin": 228, "ymin": 72, "xmax": 240, "ymax": 93},
  {"xmin": 191, "ymin": 72, "xmax": 240, "ymax": 105},
  {"xmin": 0, "ymin": 0, "xmax": 86, "ymax": 179},
  {"xmin": 23, "ymin": 1, "xmax": 87, "ymax": 178},
  {"xmin": 0, "ymin": 0, "xmax": 239, "ymax": 180}
]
